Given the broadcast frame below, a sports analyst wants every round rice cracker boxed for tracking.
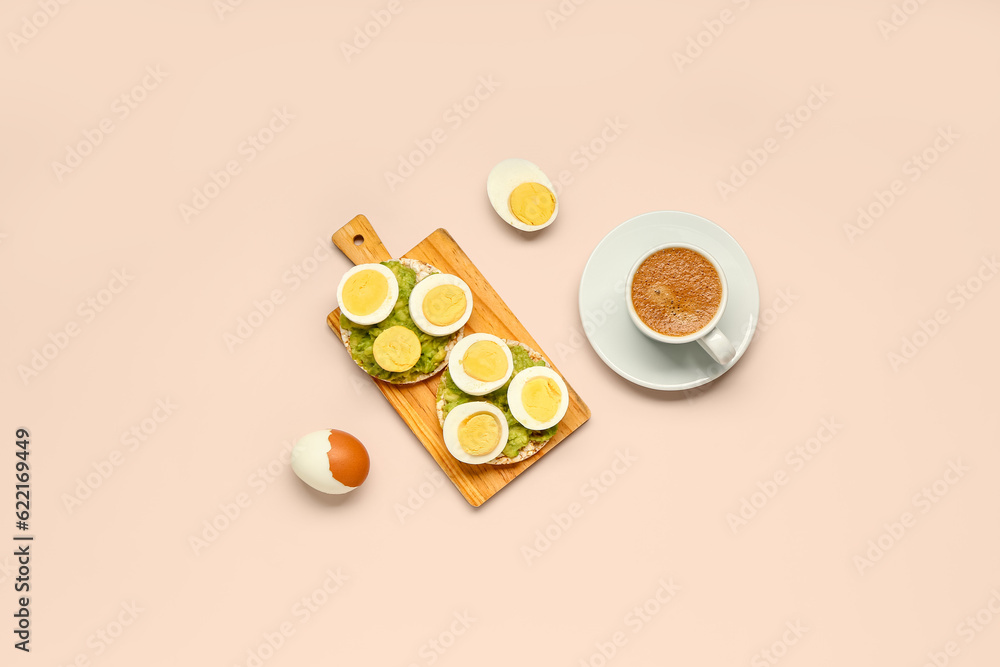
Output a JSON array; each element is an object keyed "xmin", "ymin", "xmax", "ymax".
[
  {"xmin": 339, "ymin": 258, "xmax": 464, "ymax": 385},
  {"xmin": 436, "ymin": 339, "xmax": 553, "ymax": 466}
]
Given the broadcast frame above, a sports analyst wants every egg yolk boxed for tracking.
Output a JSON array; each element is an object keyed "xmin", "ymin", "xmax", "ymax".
[
  {"xmin": 522, "ymin": 377, "xmax": 561, "ymax": 422},
  {"xmin": 462, "ymin": 341, "xmax": 507, "ymax": 382},
  {"xmin": 342, "ymin": 269, "xmax": 389, "ymax": 316},
  {"xmin": 373, "ymin": 326, "xmax": 421, "ymax": 372},
  {"xmin": 423, "ymin": 284, "xmax": 467, "ymax": 326},
  {"xmin": 509, "ymin": 182, "xmax": 555, "ymax": 226},
  {"xmin": 457, "ymin": 412, "xmax": 501, "ymax": 455}
]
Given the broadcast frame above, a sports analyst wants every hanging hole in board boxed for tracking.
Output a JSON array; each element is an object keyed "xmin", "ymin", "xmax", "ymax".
[{"xmin": 353, "ymin": 235, "xmax": 364, "ymax": 246}]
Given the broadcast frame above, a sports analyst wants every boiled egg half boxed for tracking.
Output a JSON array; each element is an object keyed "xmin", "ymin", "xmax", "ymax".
[
  {"xmin": 337, "ymin": 263, "xmax": 399, "ymax": 326},
  {"xmin": 408, "ymin": 273, "xmax": 473, "ymax": 336},
  {"xmin": 291, "ymin": 429, "xmax": 370, "ymax": 494},
  {"xmin": 486, "ymin": 158, "xmax": 558, "ymax": 232},
  {"xmin": 447, "ymin": 333, "xmax": 514, "ymax": 396},
  {"xmin": 507, "ymin": 366, "xmax": 569, "ymax": 431},
  {"xmin": 443, "ymin": 401, "xmax": 509, "ymax": 464}
]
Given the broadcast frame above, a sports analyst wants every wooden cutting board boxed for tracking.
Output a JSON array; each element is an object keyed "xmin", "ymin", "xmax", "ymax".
[{"xmin": 327, "ymin": 215, "xmax": 591, "ymax": 507}]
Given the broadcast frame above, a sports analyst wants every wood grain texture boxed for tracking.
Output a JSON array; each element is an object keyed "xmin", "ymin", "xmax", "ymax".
[{"xmin": 327, "ymin": 214, "xmax": 591, "ymax": 506}]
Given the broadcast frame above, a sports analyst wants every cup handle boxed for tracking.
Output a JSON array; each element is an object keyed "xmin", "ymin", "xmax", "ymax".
[{"xmin": 697, "ymin": 327, "xmax": 735, "ymax": 366}]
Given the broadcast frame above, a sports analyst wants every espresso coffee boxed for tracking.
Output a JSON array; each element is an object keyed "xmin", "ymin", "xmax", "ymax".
[{"xmin": 630, "ymin": 247, "xmax": 722, "ymax": 337}]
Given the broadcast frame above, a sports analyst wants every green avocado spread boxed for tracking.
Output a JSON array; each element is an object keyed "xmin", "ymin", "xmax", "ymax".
[
  {"xmin": 340, "ymin": 261, "xmax": 454, "ymax": 383},
  {"xmin": 438, "ymin": 344, "xmax": 559, "ymax": 459}
]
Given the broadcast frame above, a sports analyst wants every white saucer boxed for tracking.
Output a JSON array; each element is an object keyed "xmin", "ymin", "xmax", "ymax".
[{"xmin": 578, "ymin": 211, "xmax": 759, "ymax": 391}]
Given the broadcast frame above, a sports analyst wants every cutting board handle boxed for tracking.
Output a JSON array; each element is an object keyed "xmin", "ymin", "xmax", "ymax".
[{"xmin": 332, "ymin": 215, "xmax": 392, "ymax": 265}]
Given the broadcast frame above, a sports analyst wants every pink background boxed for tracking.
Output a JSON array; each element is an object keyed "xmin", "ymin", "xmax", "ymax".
[{"xmin": 3, "ymin": 1, "xmax": 999, "ymax": 664}]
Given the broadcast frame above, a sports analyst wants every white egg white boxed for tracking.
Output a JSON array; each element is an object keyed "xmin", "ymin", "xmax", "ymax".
[
  {"xmin": 507, "ymin": 366, "xmax": 569, "ymax": 431},
  {"xmin": 337, "ymin": 263, "xmax": 399, "ymax": 326},
  {"xmin": 408, "ymin": 273, "xmax": 474, "ymax": 336},
  {"xmin": 486, "ymin": 158, "xmax": 559, "ymax": 232},
  {"xmin": 443, "ymin": 401, "xmax": 509, "ymax": 465},
  {"xmin": 447, "ymin": 333, "xmax": 514, "ymax": 396},
  {"xmin": 290, "ymin": 430, "xmax": 357, "ymax": 494}
]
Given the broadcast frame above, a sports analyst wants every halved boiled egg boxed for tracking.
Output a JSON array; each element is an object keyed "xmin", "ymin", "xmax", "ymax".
[
  {"xmin": 337, "ymin": 263, "xmax": 399, "ymax": 326},
  {"xmin": 408, "ymin": 273, "xmax": 473, "ymax": 336},
  {"xmin": 447, "ymin": 333, "xmax": 514, "ymax": 396},
  {"xmin": 443, "ymin": 401, "xmax": 509, "ymax": 464},
  {"xmin": 373, "ymin": 325, "xmax": 421, "ymax": 372},
  {"xmin": 486, "ymin": 158, "xmax": 558, "ymax": 232},
  {"xmin": 507, "ymin": 366, "xmax": 569, "ymax": 431}
]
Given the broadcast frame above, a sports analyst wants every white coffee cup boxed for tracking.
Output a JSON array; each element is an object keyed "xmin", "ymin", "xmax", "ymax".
[{"xmin": 625, "ymin": 242, "xmax": 736, "ymax": 365}]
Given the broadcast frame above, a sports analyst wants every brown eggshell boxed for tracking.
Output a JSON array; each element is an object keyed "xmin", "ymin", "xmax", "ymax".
[{"xmin": 326, "ymin": 429, "xmax": 370, "ymax": 488}]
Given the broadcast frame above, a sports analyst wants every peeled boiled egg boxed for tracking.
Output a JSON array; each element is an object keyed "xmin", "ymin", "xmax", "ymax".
[
  {"xmin": 291, "ymin": 429, "xmax": 370, "ymax": 494},
  {"xmin": 337, "ymin": 263, "xmax": 399, "ymax": 326},
  {"xmin": 373, "ymin": 325, "xmax": 421, "ymax": 372},
  {"xmin": 486, "ymin": 158, "xmax": 558, "ymax": 232},
  {"xmin": 408, "ymin": 273, "xmax": 473, "ymax": 336},
  {"xmin": 507, "ymin": 366, "xmax": 569, "ymax": 431},
  {"xmin": 447, "ymin": 333, "xmax": 513, "ymax": 396},
  {"xmin": 443, "ymin": 401, "xmax": 509, "ymax": 464}
]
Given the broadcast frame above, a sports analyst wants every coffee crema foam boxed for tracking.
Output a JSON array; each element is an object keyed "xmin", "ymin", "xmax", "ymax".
[{"xmin": 630, "ymin": 248, "xmax": 722, "ymax": 337}]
